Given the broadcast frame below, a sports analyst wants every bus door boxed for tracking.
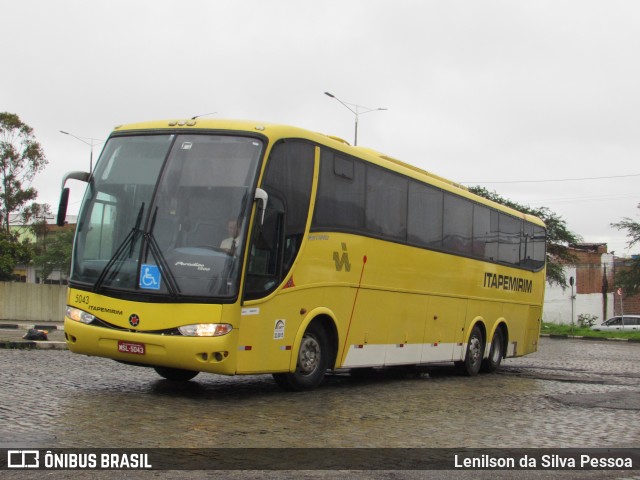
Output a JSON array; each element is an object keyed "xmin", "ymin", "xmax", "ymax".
[{"xmin": 236, "ymin": 141, "xmax": 316, "ymax": 374}]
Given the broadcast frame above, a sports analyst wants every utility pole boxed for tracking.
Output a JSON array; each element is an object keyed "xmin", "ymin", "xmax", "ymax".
[
  {"xmin": 324, "ymin": 92, "xmax": 387, "ymax": 146},
  {"xmin": 569, "ymin": 276, "xmax": 575, "ymax": 335}
]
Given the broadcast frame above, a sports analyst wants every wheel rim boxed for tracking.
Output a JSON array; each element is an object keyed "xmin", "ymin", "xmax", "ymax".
[
  {"xmin": 298, "ymin": 334, "xmax": 321, "ymax": 375},
  {"xmin": 469, "ymin": 335, "xmax": 482, "ymax": 365}
]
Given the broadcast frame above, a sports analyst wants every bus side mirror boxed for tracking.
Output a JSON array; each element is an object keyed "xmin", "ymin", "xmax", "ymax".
[
  {"xmin": 57, "ymin": 170, "xmax": 91, "ymax": 226},
  {"xmin": 254, "ymin": 188, "xmax": 268, "ymax": 226},
  {"xmin": 57, "ymin": 188, "xmax": 70, "ymax": 226}
]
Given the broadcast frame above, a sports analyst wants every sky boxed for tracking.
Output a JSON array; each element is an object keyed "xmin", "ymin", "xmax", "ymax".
[{"xmin": 3, "ymin": 0, "xmax": 640, "ymax": 256}]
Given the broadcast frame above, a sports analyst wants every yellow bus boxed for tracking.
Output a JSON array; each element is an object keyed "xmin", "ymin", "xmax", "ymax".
[{"xmin": 58, "ymin": 119, "xmax": 546, "ymax": 391}]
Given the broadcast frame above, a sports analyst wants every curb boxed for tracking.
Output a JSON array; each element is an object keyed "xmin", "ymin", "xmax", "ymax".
[
  {"xmin": 540, "ymin": 333, "xmax": 640, "ymax": 343},
  {"xmin": 0, "ymin": 341, "xmax": 68, "ymax": 350},
  {"xmin": 0, "ymin": 322, "xmax": 62, "ymax": 328},
  {"xmin": 0, "ymin": 322, "xmax": 67, "ymax": 350}
]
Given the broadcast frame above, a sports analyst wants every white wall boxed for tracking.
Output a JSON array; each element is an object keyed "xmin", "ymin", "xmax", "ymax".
[{"xmin": 543, "ymin": 265, "xmax": 614, "ymax": 325}]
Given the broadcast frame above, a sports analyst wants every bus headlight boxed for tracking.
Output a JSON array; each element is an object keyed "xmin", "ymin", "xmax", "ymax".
[
  {"xmin": 178, "ymin": 324, "xmax": 233, "ymax": 337},
  {"xmin": 66, "ymin": 306, "xmax": 95, "ymax": 324}
]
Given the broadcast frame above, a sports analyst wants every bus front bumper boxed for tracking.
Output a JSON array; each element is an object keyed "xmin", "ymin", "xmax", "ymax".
[{"xmin": 64, "ymin": 318, "xmax": 238, "ymax": 375}]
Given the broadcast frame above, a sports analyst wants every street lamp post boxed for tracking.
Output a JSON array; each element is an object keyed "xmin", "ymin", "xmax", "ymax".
[
  {"xmin": 324, "ymin": 92, "xmax": 387, "ymax": 146},
  {"xmin": 59, "ymin": 131, "xmax": 103, "ymax": 174}
]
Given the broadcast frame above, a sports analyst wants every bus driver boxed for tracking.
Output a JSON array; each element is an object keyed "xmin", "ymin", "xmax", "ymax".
[{"xmin": 220, "ymin": 218, "xmax": 240, "ymax": 254}]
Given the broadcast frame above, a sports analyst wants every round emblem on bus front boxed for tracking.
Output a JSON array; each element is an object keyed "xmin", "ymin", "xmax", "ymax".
[{"xmin": 129, "ymin": 314, "xmax": 140, "ymax": 327}]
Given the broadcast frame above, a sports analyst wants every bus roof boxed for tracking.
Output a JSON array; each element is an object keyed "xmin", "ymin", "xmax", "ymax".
[{"xmin": 112, "ymin": 119, "xmax": 545, "ymax": 228}]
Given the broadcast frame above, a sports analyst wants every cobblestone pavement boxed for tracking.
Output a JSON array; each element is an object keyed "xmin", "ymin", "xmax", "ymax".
[{"xmin": 1, "ymin": 337, "xmax": 639, "ymax": 479}]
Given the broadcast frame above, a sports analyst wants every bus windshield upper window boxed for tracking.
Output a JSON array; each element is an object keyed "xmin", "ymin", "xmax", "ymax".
[{"xmin": 72, "ymin": 134, "xmax": 263, "ymax": 300}]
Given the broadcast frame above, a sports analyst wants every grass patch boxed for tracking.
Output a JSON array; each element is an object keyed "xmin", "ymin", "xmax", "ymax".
[{"xmin": 541, "ymin": 322, "xmax": 640, "ymax": 341}]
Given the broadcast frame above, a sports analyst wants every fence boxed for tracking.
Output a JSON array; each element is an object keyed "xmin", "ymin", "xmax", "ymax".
[{"xmin": 0, "ymin": 282, "xmax": 67, "ymax": 322}]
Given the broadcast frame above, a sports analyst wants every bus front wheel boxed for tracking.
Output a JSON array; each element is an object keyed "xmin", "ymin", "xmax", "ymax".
[
  {"xmin": 273, "ymin": 323, "xmax": 329, "ymax": 391},
  {"xmin": 461, "ymin": 325, "xmax": 484, "ymax": 376},
  {"xmin": 154, "ymin": 366, "xmax": 199, "ymax": 381}
]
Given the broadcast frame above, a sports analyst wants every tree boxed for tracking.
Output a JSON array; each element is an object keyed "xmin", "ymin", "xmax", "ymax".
[
  {"xmin": 469, "ymin": 186, "xmax": 581, "ymax": 287},
  {"xmin": 0, "ymin": 112, "xmax": 48, "ymax": 234},
  {"xmin": 0, "ymin": 230, "xmax": 32, "ymax": 280},
  {"xmin": 611, "ymin": 204, "xmax": 640, "ymax": 295},
  {"xmin": 30, "ymin": 203, "xmax": 74, "ymax": 283},
  {"xmin": 32, "ymin": 224, "xmax": 75, "ymax": 284},
  {"xmin": 0, "ymin": 112, "xmax": 47, "ymax": 279}
]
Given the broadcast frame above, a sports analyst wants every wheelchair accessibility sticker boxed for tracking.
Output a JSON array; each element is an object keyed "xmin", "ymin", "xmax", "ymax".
[{"xmin": 139, "ymin": 264, "xmax": 161, "ymax": 290}]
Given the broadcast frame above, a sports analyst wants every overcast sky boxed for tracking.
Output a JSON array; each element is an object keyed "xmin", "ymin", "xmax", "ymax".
[{"xmin": 4, "ymin": 0, "xmax": 640, "ymax": 255}]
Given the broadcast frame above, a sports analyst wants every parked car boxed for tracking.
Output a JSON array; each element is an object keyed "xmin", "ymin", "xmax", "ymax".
[{"xmin": 591, "ymin": 315, "xmax": 640, "ymax": 332}]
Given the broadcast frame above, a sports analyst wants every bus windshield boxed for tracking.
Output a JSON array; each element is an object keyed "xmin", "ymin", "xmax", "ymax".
[{"xmin": 72, "ymin": 133, "xmax": 264, "ymax": 300}]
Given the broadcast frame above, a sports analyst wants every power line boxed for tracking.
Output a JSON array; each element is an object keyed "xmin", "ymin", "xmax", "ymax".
[
  {"xmin": 461, "ymin": 173, "xmax": 640, "ymax": 184},
  {"xmin": 532, "ymin": 192, "xmax": 640, "ymax": 205}
]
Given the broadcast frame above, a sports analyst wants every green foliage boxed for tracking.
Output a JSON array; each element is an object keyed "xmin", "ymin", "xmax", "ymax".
[
  {"xmin": 0, "ymin": 112, "xmax": 48, "ymax": 233},
  {"xmin": 541, "ymin": 322, "xmax": 640, "ymax": 340},
  {"xmin": 613, "ymin": 259, "xmax": 640, "ymax": 296},
  {"xmin": 32, "ymin": 224, "xmax": 75, "ymax": 283},
  {"xmin": 577, "ymin": 313, "xmax": 598, "ymax": 328},
  {"xmin": 0, "ymin": 112, "xmax": 48, "ymax": 279},
  {"xmin": 611, "ymin": 206, "xmax": 640, "ymax": 295},
  {"xmin": 0, "ymin": 230, "xmax": 32, "ymax": 280},
  {"xmin": 612, "ymin": 213, "xmax": 640, "ymax": 248},
  {"xmin": 468, "ymin": 186, "xmax": 581, "ymax": 287}
]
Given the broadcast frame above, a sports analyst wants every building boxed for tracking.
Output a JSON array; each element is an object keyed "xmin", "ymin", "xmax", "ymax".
[{"xmin": 544, "ymin": 243, "xmax": 615, "ymax": 325}]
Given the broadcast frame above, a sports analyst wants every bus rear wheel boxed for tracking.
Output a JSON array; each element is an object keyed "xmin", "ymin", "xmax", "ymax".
[
  {"xmin": 461, "ymin": 325, "xmax": 484, "ymax": 376},
  {"xmin": 273, "ymin": 323, "xmax": 329, "ymax": 391},
  {"xmin": 481, "ymin": 328, "xmax": 504, "ymax": 373},
  {"xmin": 154, "ymin": 366, "xmax": 199, "ymax": 381}
]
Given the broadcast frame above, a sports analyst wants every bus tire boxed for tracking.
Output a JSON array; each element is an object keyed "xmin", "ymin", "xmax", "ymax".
[
  {"xmin": 273, "ymin": 323, "xmax": 329, "ymax": 391},
  {"xmin": 462, "ymin": 325, "xmax": 484, "ymax": 376},
  {"xmin": 481, "ymin": 328, "xmax": 504, "ymax": 373},
  {"xmin": 154, "ymin": 366, "xmax": 199, "ymax": 381}
]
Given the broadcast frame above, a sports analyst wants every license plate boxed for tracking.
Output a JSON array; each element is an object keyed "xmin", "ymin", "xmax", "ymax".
[{"xmin": 118, "ymin": 340, "xmax": 145, "ymax": 355}]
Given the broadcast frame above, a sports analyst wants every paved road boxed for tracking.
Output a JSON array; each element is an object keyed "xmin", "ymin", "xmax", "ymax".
[{"xmin": 1, "ymin": 337, "xmax": 639, "ymax": 479}]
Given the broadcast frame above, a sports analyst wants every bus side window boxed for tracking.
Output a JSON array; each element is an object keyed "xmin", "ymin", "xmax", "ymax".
[{"xmin": 84, "ymin": 192, "xmax": 117, "ymax": 260}]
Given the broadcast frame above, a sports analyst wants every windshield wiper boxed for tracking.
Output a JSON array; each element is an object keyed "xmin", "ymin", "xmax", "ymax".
[
  {"xmin": 143, "ymin": 207, "xmax": 180, "ymax": 298},
  {"xmin": 93, "ymin": 203, "xmax": 145, "ymax": 293}
]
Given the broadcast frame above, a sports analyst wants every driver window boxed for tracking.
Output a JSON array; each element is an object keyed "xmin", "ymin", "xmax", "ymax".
[
  {"xmin": 245, "ymin": 198, "xmax": 285, "ymax": 298},
  {"xmin": 244, "ymin": 140, "xmax": 314, "ymax": 300}
]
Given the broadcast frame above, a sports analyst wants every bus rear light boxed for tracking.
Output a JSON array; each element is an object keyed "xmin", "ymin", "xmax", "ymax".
[
  {"xmin": 178, "ymin": 323, "xmax": 233, "ymax": 337},
  {"xmin": 66, "ymin": 306, "xmax": 95, "ymax": 324}
]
